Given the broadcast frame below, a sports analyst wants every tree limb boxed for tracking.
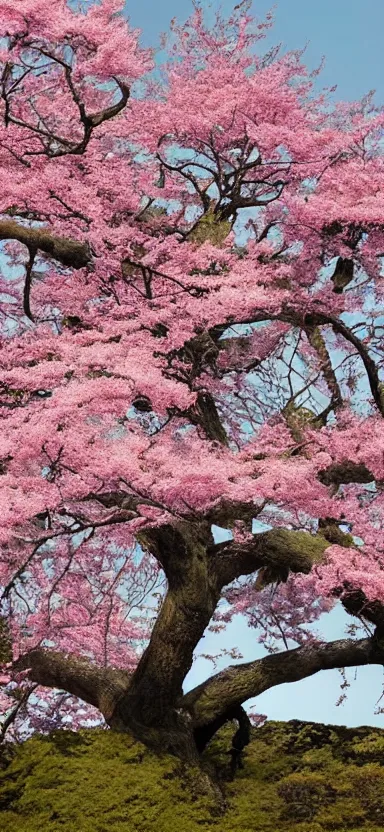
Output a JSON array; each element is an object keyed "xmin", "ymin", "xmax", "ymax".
[
  {"xmin": 23, "ymin": 244, "xmax": 37, "ymax": 321},
  {"xmin": 208, "ymin": 307, "xmax": 384, "ymax": 417},
  {"xmin": 0, "ymin": 220, "xmax": 92, "ymax": 269},
  {"xmin": 305, "ymin": 324, "xmax": 343, "ymax": 411},
  {"xmin": 112, "ymin": 527, "xmax": 330, "ymax": 728},
  {"xmin": 304, "ymin": 311, "xmax": 384, "ymax": 417},
  {"xmin": 334, "ymin": 582, "xmax": 384, "ymax": 636},
  {"xmin": 184, "ymin": 637, "xmax": 384, "ymax": 728},
  {"xmin": 188, "ymin": 391, "xmax": 229, "ymax": 445},
  {"xmin": 12, "ymin": 649, "xmax": 130, "ymax": 720},
  {"xmin": 5, "ymin": 52, "xmax": 130, "ymax": 158},
  {"xmin": 318, "ymin": 460, "xmax": 375, "ymax": 487},
  {"xmin": 0, "ymin": 684, "xmax": 38, "ymax": 742},
  {"xmin": 208, "ymin": 529, "xmax": 329, "ymax": 592}
]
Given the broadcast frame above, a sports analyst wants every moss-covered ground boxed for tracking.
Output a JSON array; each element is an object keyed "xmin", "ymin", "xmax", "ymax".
[{"xmin": 1, "ymin": 719, "xmax": 384, "ymax": 831}]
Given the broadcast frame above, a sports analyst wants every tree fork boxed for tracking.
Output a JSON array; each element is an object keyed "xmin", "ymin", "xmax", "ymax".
[
  {"xmin": 11, "ymin": 525, "xmax": 333, "ymax": 753},
  {"xmin": 10, "ymin": 527, "xmax": 379, "ymax": 784}
]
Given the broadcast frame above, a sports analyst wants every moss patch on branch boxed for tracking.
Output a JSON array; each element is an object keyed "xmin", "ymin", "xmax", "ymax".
[{"xmin": 1, "ymin": 720, "xmax": 384, "ymax": 831}]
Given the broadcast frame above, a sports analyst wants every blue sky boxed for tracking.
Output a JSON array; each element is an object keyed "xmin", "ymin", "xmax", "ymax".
[
  {"xmin": 131, "ymin": 2, "xmax": 384, "ymax": 727},
  {"xmin": 126, "ymin": 0, "xmax": 384, "ymax": 103}
]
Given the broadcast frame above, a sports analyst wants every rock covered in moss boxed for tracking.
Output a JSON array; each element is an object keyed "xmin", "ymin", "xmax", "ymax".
[{"xmin": 0, "ymin": 720, "xmax": 384, "ymax": 831}]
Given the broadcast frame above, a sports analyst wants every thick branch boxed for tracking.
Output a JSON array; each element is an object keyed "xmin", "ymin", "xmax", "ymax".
[
  {"xmin": 123, "ymin": 526, "xmax": 329, "ymax": 726},
  {"xmin": 188, "ymin": 391, "xmax": 228, "ymax": 445},
  {"xmin": 13, "ymin": 649, "xmax": 129, "ymax": 720},
  {"xmin": 205, "ymin": 499, "xmax": 257, "ymax": 530},
  {"xmin": 114, "ymin": 529, "xmax": 329, "ymax": 726},
  {"xmin": 335, "ymin": 582, "xmax": 384, "ymax": 636},
  {"xmin": 86, "ymin": 79, "xmax": 130, "ymax": 128},
  {"xmin": 318, "ymin": 460, "xmax": 375, "ymax": 487},
  {"xmin": 0, "ymin": 220, "xmax": 92, "ymax": 268},
  {"xmin": 84, "ymin": 491, "xmax": 257, "ymax": 530},
  {"xmin": 185, "ymin": 637, "xmax": 384, "ymax": 728},
  {"xmin": 208, "ymin": 529, "xmax": 329, "ymax": 591},
  {"xmin": 23, "ymin": 244, "xmax": 37, "ymax": 320}
]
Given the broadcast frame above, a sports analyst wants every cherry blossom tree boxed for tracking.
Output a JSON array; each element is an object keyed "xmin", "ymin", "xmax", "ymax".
[{"xmin": 1, "ymin": 0, "xmax": 384, "ymax": 795}]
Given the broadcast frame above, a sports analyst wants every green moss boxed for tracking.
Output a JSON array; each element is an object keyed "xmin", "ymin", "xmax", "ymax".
[
  {"xmin": 1, "ymin": 720, "xmax": 384, "ymax": 831},
  {"xmin": 189, "ymin": 205, "xmax": 232, "ymax": 246},
  {"xmin": 352, "ymin": 734, "xmax": 384, "ymax": 763}
]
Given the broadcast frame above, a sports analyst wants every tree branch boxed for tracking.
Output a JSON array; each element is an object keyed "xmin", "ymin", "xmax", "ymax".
[
  {"xmin": 208, "ymin": 307, "xmax": 384, "ymax": 417},
  {"xmin": 305, "ymin": 324, "xmax": 343, "ymax": 410},
  {"xmin": 208, "ymin": 529, "xmax": 329, "ymax": 592},
  {"xmin": 6, "ymin": 49, "xmax": 130, "ymax": 158},
  {"xmin": 12, "ymin": 649, "xmax": 130, "ymax": 720},
  {"xmin": 318, "ymin": 460, "xmax": 375, "ymax": 487},
  {"xmin": 0, "ymin": 220, "xmax": 92, "ymax": 269},
  {"xmin": 188, "ymin": 391, "xmax": 228, "ymax": 445},
  {"xmin": 335, "ymin": 582, "xmax": 384, "ymax": 636},
  {"xmin": 0, "ymin": 684, "xmax": 38, "ymax": 742},
  {"xmin": 304, "ymin": 311, "xmax": 384, "ymax": 417},
  {"xmin": 110, "ymin": 527, "xmax": 330, "ymax": 730},
  {"xmin": 23, "ymin": 244, "xmax": 37, "ymax": 321},
  {"xmin": 185, "ymin": 637, "xmax": 384, "ymax": 728}
]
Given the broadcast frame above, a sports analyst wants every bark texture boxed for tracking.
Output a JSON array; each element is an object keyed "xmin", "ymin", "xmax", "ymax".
[
  {"xmin": 9, "ymin": 523, "xmax": 384, "ymax": 775},
  {"xmin": 0, "ymin": 220, "xmax": 92, "ymax": 268}
]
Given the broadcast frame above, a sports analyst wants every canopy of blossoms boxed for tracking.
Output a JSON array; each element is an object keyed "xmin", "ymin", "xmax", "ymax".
[{"xmin": 0, "ymin": 0, "xmax": 384, "ymax": 740}]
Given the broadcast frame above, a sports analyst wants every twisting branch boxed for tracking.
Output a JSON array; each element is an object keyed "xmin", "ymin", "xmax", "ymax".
[
  {"xmin": 188, "ymin": 391, "xmax": 229, "ymax": 445},
  {"xmin": 334, "ymin": 582, "xmax": 384, "ymax": 637},
  {"xmin": 0, "ymin": 220, "xmax": 92, "ymax": 316},
  {"xmin": 12, "ymin": 649, "xmax": 130, "ymax": 720},
  {"xmin": 156, "ymin": 151, "xmax": 213, "ymax": 212},
  {"xmin": 184, "ymin": 637, "xmax": 384, "ymax": 729},
  {"xmin": 113, "ymin": 521, "xmax": 218, "ymax": 725},
  {"xmin": 4, "ymin": 44, "xmax": 130, "ymax": 158},
  {"xmin": 304, "ymin": 311, "xmax": 384, "ymax": 417},
  {"xmin": 208, "ymin": 306, "xmax": 384, "ymax": 417},
  {"xmin": 110, "ymin": 526, "xmax": 330, "ymax": 728},
  {"xmin": 305, "ymin": 324, "xmax": 343, "ymax": 411}
]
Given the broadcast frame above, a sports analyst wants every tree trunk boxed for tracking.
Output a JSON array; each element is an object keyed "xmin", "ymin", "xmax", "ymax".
[
  {"xmin": 11, "ymin": 519, "xmax": 384, "ymax": 815},
  {"xmin": 109, "ymin": 696, "xmax": 226, "ymax": 810}
]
